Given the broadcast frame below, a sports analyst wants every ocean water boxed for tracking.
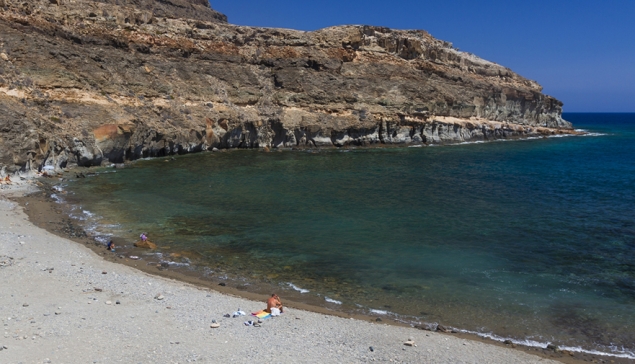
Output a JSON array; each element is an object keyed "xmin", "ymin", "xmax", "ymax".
[{"xmin": 59, "ymin": 113, "xmax": 635, "ymax": 358}]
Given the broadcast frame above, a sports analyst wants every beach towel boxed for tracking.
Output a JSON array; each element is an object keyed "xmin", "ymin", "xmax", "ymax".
[{"xmin": 251, "ymin": 310, "xmax": 271, "ymax": 320}]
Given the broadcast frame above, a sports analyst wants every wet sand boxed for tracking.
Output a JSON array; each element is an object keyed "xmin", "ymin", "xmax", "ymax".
[{"xmin": 0, "ymin": 176, "xmax": 622, "ymax": 363}]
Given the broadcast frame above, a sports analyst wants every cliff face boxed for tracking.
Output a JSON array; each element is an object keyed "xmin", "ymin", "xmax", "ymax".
[{"xmin": 0, "ymin": 0, "xmax": 572, "ymax": 172}]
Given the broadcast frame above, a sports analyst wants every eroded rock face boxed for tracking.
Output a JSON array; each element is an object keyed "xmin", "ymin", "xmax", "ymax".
[{"xmin": 0, "ymin": 0, "xmax": 573, "ymax": 172}]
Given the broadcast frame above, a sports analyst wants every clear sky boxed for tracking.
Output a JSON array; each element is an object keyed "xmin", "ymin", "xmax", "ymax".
[{"xmin": 211, "ymin": 0, "xmax": 635, "ymax": 113}]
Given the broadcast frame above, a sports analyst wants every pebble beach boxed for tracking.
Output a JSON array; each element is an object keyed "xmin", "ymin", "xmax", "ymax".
[{"xmin": 0, "ymin": 180, "xmax": 567, "ymax": 363}]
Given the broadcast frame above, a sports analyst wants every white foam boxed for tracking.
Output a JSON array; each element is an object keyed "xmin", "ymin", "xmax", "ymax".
[
  {"xmin": 324, "ymin": 297, "xmax": 342, "ymax": 304},
  {"xmin": 50, "ymin": 193, "xmax": 65, "ymax": 204},
  {"xmin": 460, "ymin": 330, "xmax": 635, "ymax": 360},
  {"xmin": 287, "ymin": 283, "xmax": 309, "ymax": 294},
  {"xmin": 160, "ymin": 260, "xmax": 191, "ymax": 267},
  {"xmin": 369, "ymin": 309, "xmax": 389, "ymax": 315}
]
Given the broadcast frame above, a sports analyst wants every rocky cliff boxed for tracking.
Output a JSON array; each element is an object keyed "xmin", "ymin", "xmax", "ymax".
[{"xmin": 0, "ymin": 0, "xmax": 573, "ymax": 172}]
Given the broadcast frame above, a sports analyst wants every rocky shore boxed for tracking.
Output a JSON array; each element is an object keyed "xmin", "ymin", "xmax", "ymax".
[
  {"xmin": 0, "ymin": 0, "xmax": 575, "ymax": 173},
  {"xmin": 4, "ymin": 178, "xmax": 627, "ymax": 363}
]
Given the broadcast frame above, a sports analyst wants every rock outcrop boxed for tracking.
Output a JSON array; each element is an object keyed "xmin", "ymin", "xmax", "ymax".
[{"xmin": 0, "ymin": 0, "xmax": 573, "ymax": 172}]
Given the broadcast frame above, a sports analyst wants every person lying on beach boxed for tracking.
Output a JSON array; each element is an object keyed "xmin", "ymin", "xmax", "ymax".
[
  {"xmin": 266, "ymin": 294, "xmax": 284, "ymax": 314},
  {"xmin": 107, "ymin": 241, "xmax": 115, "ymax": 252}
]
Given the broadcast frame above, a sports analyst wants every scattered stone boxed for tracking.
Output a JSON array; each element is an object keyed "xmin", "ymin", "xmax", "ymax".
[
  {"xmin": 504, "ymin": 339, "xmax": 513, "ymax": 345},
  {"xmin": 105, "ymin": 301, "xmax": 112, "ymax": 305},
  {"xmin": 206, "ymin": 294, "xmax": 212, "ymax": 297},
  {"xmin": 210, "ymin": 323, "xmax": 220, "ymax": 328},
  {"xmin": 54, "ymin": 311, "xmax": 61, "ymax": 315},
  {"xmin": 94, "ymin": 287, "xmax": 103, "ymax": 292},
  {"xmin": 218, "ymin": 282, "xmax": 226, "ymax": 287},
  {"xmin": 546, "ymin": 343, "xmax": 560, "ymax": 352},
  {"xmin": 375, "ymin": 318, "xmax": 382, "ymax": 322},
  {"xmin": 437, "ymin": 324, "xmax": 448, "ymax": 333},
  {"xmin": 155, "ymin": 294, "xmax": 164, "ymax": 300},
  {"xmin": 102, "ymin": 271, "xmax": 107, "ymax": 274},
  {"xmin": 511, "ymin": 343, "xmax": 517, "ymax": 348},
  {"xmin": 404, "ymin": 341, "xmax": 415, "ymax": 347},
  {"xmin": 22, "ymin": 303, "xmax": 29, "ymax": 307},
  {"xmin": 116, "ymin": 301, "xmax": 121, "ymax": 305},
  {"xmin": 369, "ymin": 346, "xmax": 374, "ymax": 352}
]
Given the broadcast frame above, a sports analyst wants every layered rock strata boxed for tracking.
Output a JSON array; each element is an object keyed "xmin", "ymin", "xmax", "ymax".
[{"xmin": 0, "ymin": 0, "xmax": 573, "ymax": 172}]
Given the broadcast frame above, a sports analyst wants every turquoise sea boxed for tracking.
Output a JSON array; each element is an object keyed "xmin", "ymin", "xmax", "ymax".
[{"xmin": 58, "ymin": 113, "xmax": 635, "ymax": 358}]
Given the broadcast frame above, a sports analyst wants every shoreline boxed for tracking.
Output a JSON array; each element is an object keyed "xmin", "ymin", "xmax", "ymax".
[{"xmin": 1, "ymin": 179, "xmax": 627, "ymax": 363}]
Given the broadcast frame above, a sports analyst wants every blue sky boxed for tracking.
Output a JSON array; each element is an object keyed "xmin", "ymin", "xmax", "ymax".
[{"xmin": 212, "ymin": 0, "xmax": 635, "ymax": 112}]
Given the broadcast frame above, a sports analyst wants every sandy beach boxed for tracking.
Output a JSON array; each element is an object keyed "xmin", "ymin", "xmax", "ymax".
[{"xmin": 0, "ymin": 181, "xmax": 569, "ymax": 363}]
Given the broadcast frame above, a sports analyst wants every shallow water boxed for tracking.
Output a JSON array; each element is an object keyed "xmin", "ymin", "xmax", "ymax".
[{"xmin": 60, "ymin": 113, "xmax": 635, "ymax": 358}]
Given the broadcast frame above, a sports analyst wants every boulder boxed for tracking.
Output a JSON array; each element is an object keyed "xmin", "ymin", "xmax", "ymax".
[{"xmin": 134, "ymin": 240, "xmax": 157, "ymax": 249}]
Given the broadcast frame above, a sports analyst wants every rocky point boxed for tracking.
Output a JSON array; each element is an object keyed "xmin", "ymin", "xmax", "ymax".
[{"xmin": 0, "ymin": 0, "xmax": 573, "ymax": 172}]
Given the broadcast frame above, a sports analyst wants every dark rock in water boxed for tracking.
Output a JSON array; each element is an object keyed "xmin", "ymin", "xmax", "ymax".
[
  {"xmin": 546, "ymin": 343, "xmax": 560, "ymax": 352},
  {"xmin": 504, "ymin": 339, "xmax": 513, "ymax": 345},
  {"xmin": 375, "ymin": 318, "xmax": 382, "ymax": 322},
  {"xmin": 0, "ymin": 0, "xmax": 573, "ymax": 173},
  {"xmin": 161, "ymin": 262, "xmax": 169, "ymax": 268},
  {"xmin": 218, "ymin": 282, "xmax": 226, "ymax": 287},
  {"xmin": 437, "ymin": 324, "xmax": 448, "ymax": 333}
]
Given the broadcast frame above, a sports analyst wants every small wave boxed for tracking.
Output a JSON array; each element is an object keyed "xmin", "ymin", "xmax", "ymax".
[
  {"xmin": 82, "ymin": 210, "xmax": 95, "ymax": 217},
  {"xmin": 460, "ymin": 330, "xmax": 635, "ymax": 360},
  {"xmin": 324, "ymin": 297, "xmax": 342, "ymax": 304},
  {"xmin": 93, "ymin": 235, "xmax": 112, "ymax": 244},
  {"xmin": 287, "ymin": 283, "xmax": 309, "ymax": 293},
  {"xmin": 160, "ymin": 260, "xmax": 191, "ymax": 267},
  {"xmin": 369, "ymin": 309, "xmax": 389, "ymax": 315},
  {"xmin": 50, "ymin": 194, "xmax": 63, "ymax": 204}
]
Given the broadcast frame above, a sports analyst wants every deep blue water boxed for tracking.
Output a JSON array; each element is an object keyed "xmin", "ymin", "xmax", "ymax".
[{"xmin": 61, "ymin": 113, "xmax": 635, "ymax": 357}]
